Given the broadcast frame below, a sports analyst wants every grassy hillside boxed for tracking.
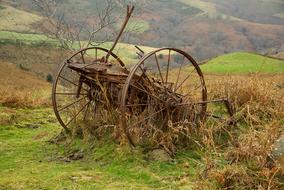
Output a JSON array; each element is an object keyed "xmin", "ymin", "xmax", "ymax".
[
  {"xmin": 178, "ymin": 0, "xmax": 240, "ymax": 20},
  {"xmin": 200, "ymin": 52, "xmax": 284, "ymax": 74},
  {"xmin": 0, "ymin": 60, "xmax": 50, "ymax": 107},
  {"xmin": 0, "ymin": 61, "xmax": 49, "ymax": 90},
  {"xmin": 0, "ymin": 31, "xmax": 162, "ymax": 65},
  {"xmin": 0, "ymin": 31, "xmax": 58, "ymax": 46},
  {"xmin": 0, "ymin": 5, "xmax": 42, "ymax": 32},
  {"xmin": 209, "ymin": 0, "xmax": 284, "ymax": 25}
]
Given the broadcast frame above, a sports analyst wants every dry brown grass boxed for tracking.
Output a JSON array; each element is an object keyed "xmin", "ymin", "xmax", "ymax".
[
  {"xmin": 194, "ymin": 74, "xmax": 284, "ymax": 189},
  {"xmin": 0, "ymin": 44, "xmax": 69, "ymax": 78},
  {"xmin": 0, "ymin": 60, "xmax": 51, "ymax": 107}
]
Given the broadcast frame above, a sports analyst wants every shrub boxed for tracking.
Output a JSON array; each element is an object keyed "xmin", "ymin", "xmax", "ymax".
[{"xmin": 46, "ymin": 73, "xmax": 53, "ymax": 83}]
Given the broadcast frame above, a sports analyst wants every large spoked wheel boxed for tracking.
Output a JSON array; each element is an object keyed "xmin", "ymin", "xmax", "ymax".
[
  {"xmin": 52, "ymin": 47, "xmax": 125, "ymax": 132},
  {"xmin": 120, "ymin": 48, "xmax": 207, "ymax": 145}
]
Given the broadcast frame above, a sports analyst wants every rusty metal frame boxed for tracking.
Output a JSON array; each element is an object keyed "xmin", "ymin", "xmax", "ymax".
[{"xmin": 51, "ymin": 5, "xmax": 236, "ymax": 141}]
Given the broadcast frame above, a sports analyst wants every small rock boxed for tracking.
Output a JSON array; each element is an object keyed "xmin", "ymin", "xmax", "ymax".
[
  {"xmin": 48, "ymin": 131, "xmax": 67, "ymax": 144},
  {"xmin": 15, "ymin": 123, "xmax": 42, "ymax": 129},
  {"xmin": 271, "ymin": 135, "xmax": 284, "ymax": 172},
  {"xmin": 70, "ymin": 176, "xmax": 79, "ymax": 181},
  {"xmin": 25, "ymin": 124, "xmax": 42, "ymax": 129},
  {"xmin": 272, "ymin": 135, "xmax": 284, "ymax": 158},
  {"xmin": 63, "ymin": 150, "xmax": 84, "ymax": 161},
  {"xmin": 148, "ymin": 149, "xmax": 171, "ymax": 162}
]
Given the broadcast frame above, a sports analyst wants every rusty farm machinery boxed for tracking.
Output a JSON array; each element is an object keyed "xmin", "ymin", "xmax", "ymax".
[{"xmin": 52, "ymin": 5, "xmax": 234, "ymax": 145}]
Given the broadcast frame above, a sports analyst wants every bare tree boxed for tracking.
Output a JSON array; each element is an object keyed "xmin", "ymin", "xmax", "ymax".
[{"xmin": 32, "ymin": 0, "xmax": 119, "ymax": 49}]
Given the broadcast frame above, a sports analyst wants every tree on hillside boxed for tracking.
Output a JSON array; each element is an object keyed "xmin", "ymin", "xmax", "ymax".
[
  {"xmin": 32, "ymin": 0, "xmax": 117, "ymax": 49},
  {"xmin": 32, "ymin": 0, "xmax": 145, "ymax": 50}
]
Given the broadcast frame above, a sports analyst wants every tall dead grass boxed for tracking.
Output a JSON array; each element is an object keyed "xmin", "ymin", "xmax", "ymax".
[
  {"xmin": 195, "ymin": 74, "xmax": 284, "ymax": 189},
  {"xmin": 0, "ymin": 86, "xmax": 50, "ymax": 107},
  {"xmin": 0, "ymin": 61, "xmax": 51, "ymax": 107}
]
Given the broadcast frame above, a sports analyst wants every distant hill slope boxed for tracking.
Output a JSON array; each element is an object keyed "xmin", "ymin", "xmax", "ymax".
[
  {"xmin": 0, "ymin": 5, "xmax": 42, "ymax": 32},
  {"xmin": 205, "ymin": 0, "xmax": 284, "ymax": 25},
  {"xmin": 1, "ymin": 0, "xmax": 284, "ymax": 61},
  {"xmin": 0, "ymin": 60, "xmax": 49, "ymax": 90},
  {"xmin": 178, "ymin": 0, "xmax": 241, "ymax": 20},
  {"xmin": 0, "ymin": 60, "xmax": 50, "ymax": 107},
  {"xmin": 0, "ymin": 31, "xmax": 162, "ymax": 65},
  {"xmin": 200, "ymin": 52, "xmax": 284, "ymax": 74}
]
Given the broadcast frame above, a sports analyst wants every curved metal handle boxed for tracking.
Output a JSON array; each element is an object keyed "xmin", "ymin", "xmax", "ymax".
[{"xmin": 105, "ymin": 5, "xmax": 135, "ymax": 65}]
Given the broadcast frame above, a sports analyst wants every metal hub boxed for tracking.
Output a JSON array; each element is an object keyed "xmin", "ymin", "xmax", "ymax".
[{"xmin": 88, "ymin": 88, "xmax": 99, "ymax": 101}]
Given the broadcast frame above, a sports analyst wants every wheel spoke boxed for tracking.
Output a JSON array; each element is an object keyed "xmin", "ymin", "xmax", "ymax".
[
  {"xmin": 59, "ymin": 75, "xmax": 88, "ymax": 92},
  {"xmin": 165, "ymin": 49, "xmax": 171, "ymax": 83},
  {"xmin": 65, "ymin": 100, "xmax": 91, "ymax": 127},
  {"xmin": 132, "ymin": 107, "xmax": 166, "ymax": 127},
  {"xmin": 130, "ymin": 83, "xmax": 165, "ymax": 103},
  {"xmin": 83, "ymin": 101, "xmax": 91, "ymax": 121},
  {"xmin": 174, "ymin": 67, "xmax": 195, "ymax": 93},
  {"xmin": 58, "ymin": 96, "xmax": 87, "ymax": 112},
  {"xmin": 154, "ymin": 53, "xmax": 165, "ymax": 84},
  {"xmin": 138, "ymin": 66, "xmax": 161, "ymax": 96},
  {"xmin": 181, "ymin": 83, "xmax": 202, "ymax": 100},
  {"xmin": 174, "ymin": 56, "xmax": 185, "ymax": 91}
]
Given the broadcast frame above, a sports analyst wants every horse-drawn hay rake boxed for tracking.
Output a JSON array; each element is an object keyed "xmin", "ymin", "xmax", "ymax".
[{"xmin": 52, "ymin": 5, "xmax": 234, "ymax": 145}]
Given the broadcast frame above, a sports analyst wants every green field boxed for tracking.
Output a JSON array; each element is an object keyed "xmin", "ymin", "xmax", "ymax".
[
  {"xmin": 0, "ymin": 107, "xmax": 200, "ymax": 189},
  {"xmin": 200, "ymin": 52, "xmax": 284, "ymax": 74},
  {"xmin": 0, "ymin": 31, "xmax": 58, "ymax": 45}
]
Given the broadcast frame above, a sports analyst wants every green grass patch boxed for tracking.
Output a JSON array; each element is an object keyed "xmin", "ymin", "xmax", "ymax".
[
  {"xmin": 0, "ymin": 31, "xmax": 59, "ymax": 47},
  {"xmin": 200, "ymin": 52, "xmax": 284, "ymax": 74},
  {"xmin": 0, "ymin": 107, "xmax": 200, "ymax": 189}
]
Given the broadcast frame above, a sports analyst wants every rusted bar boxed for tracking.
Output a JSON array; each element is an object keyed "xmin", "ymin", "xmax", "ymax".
[{"xmin": 105, "ymin": 5, "xmax": 135, "ymax": 63}]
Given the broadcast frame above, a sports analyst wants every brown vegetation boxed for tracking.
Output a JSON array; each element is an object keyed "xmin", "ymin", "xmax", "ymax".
[
  {"xmin": 0, "ymin": 44, "xmax": 70, "ymax": 79},
  {"xmin": 0, "ymin": 60, "xmax": 51, "ymax": 107},
  {"xmin": 195, "ymin": 74, "xmax": 284, "ymax": 189}
]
